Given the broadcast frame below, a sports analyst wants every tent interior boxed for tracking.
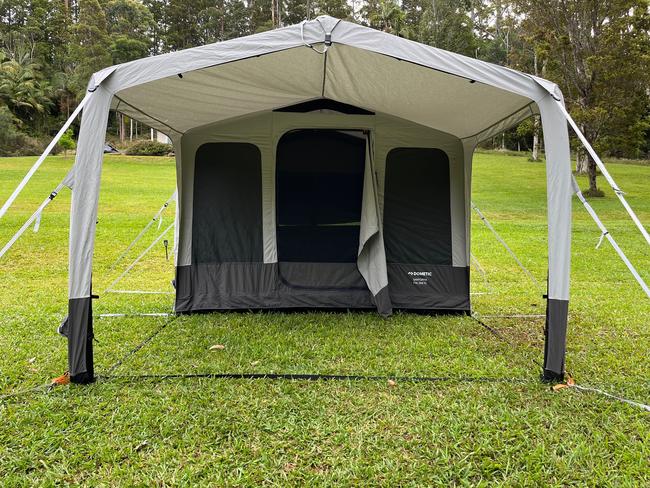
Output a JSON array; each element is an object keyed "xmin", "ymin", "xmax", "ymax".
[{"xmin": 172, "ymin": 105, "xmax": 469, "ymax": 314}]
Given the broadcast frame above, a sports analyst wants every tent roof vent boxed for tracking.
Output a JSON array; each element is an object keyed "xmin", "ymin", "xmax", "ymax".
[{"xmin": 274, "ymin": 98, "xmax": 374, "ymax": 115}]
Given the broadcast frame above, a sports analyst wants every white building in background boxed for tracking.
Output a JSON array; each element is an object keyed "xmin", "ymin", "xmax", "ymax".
[{"xmin": 150, "ymin": 128, "xmax": 171, "ymax": 144}]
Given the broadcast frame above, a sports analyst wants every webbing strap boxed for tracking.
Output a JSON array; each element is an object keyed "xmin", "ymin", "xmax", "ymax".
[
  {"xmin": 300, "ymin": 17, "xmax": 342, "ymax": 54},
  {"xmin": 0, "ymin": 183, "xmax": 65, "ymax": 259},
  {"xmin": 99, "ymin": 372, "xmax": 531, "ymax": 384}
]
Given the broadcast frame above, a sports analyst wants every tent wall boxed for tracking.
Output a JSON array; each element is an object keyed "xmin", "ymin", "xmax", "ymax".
[{"xmin": 173, "ymin": 110, "xmax": 469, "ymax": 313}]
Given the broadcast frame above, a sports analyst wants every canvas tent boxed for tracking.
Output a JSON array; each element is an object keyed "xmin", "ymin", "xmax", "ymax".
[{"xmin": 9, "ymin": 17, "xmax": 579, "ymax": 384}]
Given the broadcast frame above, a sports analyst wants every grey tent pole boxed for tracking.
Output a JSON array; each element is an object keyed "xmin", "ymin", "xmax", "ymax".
[
  {"xmin": 105, "ymin": 222, "xmax": 175, "ymax": 293},
  {"xmin": 0, "ymin": 93, "xmax": 89, "ymax": 220},
  {"xmin": 572, "ymin": 177, "xmax": 650, "ymax": 298},
  {"xmin": 0, "ymin": 182, "xmax": 66, "ymax": 259},
  {"xmin": 108, "ymin": 190, "xmax": 177, "ymax": 271},
  {"xmin": 471, "ymin": 202, "xmax": 542, "ymax": 291},
  {"xmin": 557, "ymin": 101, "xmax": 650, "ymax": 246}
]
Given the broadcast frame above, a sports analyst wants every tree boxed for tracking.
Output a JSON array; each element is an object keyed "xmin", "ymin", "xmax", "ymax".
[
  {"xmin": 105, "ymin": 0, "xmax": 155, "ymax": 63},
  {"xmin": 164, "ymin": 0, "xmax": 220, "ymax": 49},
  {"xmin": 68, "ymin": 0, "xmax": 112, "ymax": 99},
  {"xmin": 364, "ymin": 0, "xmax": 406, "ymax": 35},
  {"xmin": 58, "ymin": 128, "xmax": 76, "ymax": 157},
  {"xmin": 142, "ymin": 0, "xmax": 170, "ymax": 55},
  {"xmin": 406, "ymin": 0, "xmax": 477, "ymax": 56},
  {"xmin": 518, "ymin": 0, "xmax": 650, "ymax": 196},
  {"xmin": 0, "ymin": 48, "xmax": 51, "ymax": 130}
]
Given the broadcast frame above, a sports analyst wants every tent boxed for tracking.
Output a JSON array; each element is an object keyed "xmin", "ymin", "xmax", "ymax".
[{"xmin": 8, "ymin": 17, "xmax": 579, "ymax": 383}]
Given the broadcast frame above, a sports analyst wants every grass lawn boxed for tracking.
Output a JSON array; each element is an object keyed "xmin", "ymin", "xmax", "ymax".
[{"xmin": 0, "ymin": 151, "xmax": 648, "ymax": 485}]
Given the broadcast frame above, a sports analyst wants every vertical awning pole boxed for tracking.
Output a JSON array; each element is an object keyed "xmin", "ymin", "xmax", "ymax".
[
  {"xmin": 557, "ymin": 101, "xmax": 650, "ymax": 246},
  {"xmin": 0, "ymin": 93, "xmax": 90, "ymax": 220},
  {"xmin": 572, "ymin": 177, "xmax": 650, "ymax": 298}
]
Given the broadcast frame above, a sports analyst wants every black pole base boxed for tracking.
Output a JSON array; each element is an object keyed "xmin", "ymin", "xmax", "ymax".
[
  {"xmin": 70, "ymin": 372, "xmax": 96, "ymax": 384},
  {"xmin": 541, "ymin": 369, "xmax": 564, "ymax": 383}
]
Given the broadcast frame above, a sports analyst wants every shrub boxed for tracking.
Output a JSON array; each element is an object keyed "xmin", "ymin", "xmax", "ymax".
[
  {"xmin": 0, "ymin": 105, "xmax": 65, "ymax": 156},
  {"xmin": 125, "ymin": 140, "xmax": 173, "ymax": 156},
  {"xmin": 0, "ymin": 105, "xmax": 26, "ymax": 156},
  {"xmin": 58, "ymin": 129, "xmax": 76, "ymax": 157}
]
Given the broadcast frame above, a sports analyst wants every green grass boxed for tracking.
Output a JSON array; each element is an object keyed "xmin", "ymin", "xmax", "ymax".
[{"xmin": 0, "ymin": 152, "xmax": 648, "ymax": 486}]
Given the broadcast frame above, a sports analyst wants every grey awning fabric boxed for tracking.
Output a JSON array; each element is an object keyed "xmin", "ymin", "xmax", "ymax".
[{"xmin": 101, "ymin": 16, "xmax": 554, "ymax": 139}]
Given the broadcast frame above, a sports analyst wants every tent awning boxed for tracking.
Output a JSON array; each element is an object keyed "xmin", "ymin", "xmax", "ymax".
[{"xmin": 101, "ymin": 16, "xmax": 554, "ymax": 139}]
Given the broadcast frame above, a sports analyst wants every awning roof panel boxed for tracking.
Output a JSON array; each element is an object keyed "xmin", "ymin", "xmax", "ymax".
[{"xmin": 105, "ymin": 16, "xmax": 555, "ymax": 138}]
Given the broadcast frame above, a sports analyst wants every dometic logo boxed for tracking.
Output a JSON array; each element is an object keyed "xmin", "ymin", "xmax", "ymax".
[{"xmin": 408, "ymin": 270, "xmax": 432, "ymax": 285}]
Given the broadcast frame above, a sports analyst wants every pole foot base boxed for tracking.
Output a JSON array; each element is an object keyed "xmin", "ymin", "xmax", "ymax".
[
  {"xmin": 70, "ymin": 372, "xmax": 96, "ymax": 385},
  {"xmin": 541, "ymin": 369, "xmax": 564, "ymax": 383}
]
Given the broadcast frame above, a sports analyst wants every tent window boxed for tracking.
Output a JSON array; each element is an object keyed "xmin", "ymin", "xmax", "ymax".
[
  {"xmin": 384, "ymin": 147, "xmax": 452, "ymax": 265},
  {"xmin": 192, "ymin": 142, "xmax": 263, "ymax": 263},
  {"xmin": 276, "ymin": 129, "xmax": 365, "ymax": 263}
]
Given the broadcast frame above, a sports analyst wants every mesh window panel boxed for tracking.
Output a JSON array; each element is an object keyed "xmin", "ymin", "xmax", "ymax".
[
  {"xmin": 276, "ymin": 129, "xmax": 365, "ymax": 263},
  {"xmin": 192, "ymin": 142, "xmax": 263, "ymax": 263},
  {"xmin": 384, "ymin": 147, "xmax": 452, "ymax": 265}
]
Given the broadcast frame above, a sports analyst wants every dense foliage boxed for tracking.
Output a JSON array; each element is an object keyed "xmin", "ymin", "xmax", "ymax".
[{"xmin": 1, "ymin": 1, "xmax": 649, "ymax": 188}]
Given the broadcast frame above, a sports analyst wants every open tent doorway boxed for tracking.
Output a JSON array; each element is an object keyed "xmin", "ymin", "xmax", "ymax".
[{"xmin": 276, "ymin": 129, "xmax": 367, "ymax": 289}]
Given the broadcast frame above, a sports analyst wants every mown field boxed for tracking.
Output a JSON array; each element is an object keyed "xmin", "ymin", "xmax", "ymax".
[{"xmin": 0, "ymin": 151, "xmax": 648, "ymax": 485}]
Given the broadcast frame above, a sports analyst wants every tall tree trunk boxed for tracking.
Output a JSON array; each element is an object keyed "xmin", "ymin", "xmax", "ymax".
[
  {"xmin": 576, "ymin": 150, "xmax": 589, "ymax": 174},
  {"xmin": 119, "ymin": 113, "xmax": 125, "ymax": 144},
  {"xmin": 575, "ymin": 125, "xmax": 600, "ymax": 195},
  {"xmin": 587, "ymin": 156, "xmax": 598, "ymax": 194},
  {"xmin": 532, "ymin": 116, "xmax": 540, "ymax": 161},
  {"xmin": 271, "ymin": 0, "xmax": 276, "ymax": 28},
  {"xmin": 575, "ymin": 124, "xmax": 589, "ymax": 174},
  {"xmin": 531, "ymin": 51, "xmax": 541, "ymax": 161}
]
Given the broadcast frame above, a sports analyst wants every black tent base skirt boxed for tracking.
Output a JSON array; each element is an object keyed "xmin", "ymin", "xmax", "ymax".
[{"xmin": 174, "ymin": 263, "xmax": 470, "ymax": 313}]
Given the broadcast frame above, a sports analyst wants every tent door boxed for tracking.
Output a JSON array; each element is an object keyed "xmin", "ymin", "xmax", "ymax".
[{"xmin": 276, "ymin": 128, "xmax": 367, "ymax": 290}]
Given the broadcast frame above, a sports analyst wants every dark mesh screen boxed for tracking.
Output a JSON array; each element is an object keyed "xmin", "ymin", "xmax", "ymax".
[
  {"xmin": 192, "ymin": 142, "xmax": 263, "ymax": 263},
  {"xmin": 276, "ymin": 129, "xmax": 365, "ymax": 263},
  {"xmin": 384, "ymin": 147, "xmax": 452, "ymax": 265}
]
